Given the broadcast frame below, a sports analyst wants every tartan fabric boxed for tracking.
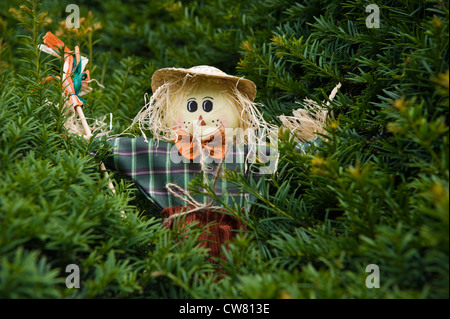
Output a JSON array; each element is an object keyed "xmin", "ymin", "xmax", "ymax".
[{"xmin": 104, "ymin": 137, "xmax": 263, "ymax": 210}]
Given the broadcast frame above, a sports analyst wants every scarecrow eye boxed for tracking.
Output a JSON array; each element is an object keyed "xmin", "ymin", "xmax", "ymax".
[
  {"xmin": 187, "ymin": 100, "xmax": 198, "ymax": 112},
  {"xmin": 202, "ymin": 100, "xmax": 213, "ymax": 112}
]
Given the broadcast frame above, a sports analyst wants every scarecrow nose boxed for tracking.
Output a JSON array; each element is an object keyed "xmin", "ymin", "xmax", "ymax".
[{"xmin": 198, "ymin": 115, "xmax": 206, "ymax": 126}]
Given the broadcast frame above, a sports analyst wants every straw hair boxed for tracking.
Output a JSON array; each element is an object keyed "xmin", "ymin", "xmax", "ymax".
[{"xmin": 129, "ymin": 71, "xmax": 275, "ymax": 148}]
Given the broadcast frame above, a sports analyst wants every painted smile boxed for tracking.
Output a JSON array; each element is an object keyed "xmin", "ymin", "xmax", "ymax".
[
  {"xmin": 197, "ymin": 120, "xmax": 224, "ymax": 137},
  {"xmin": 177, "ymin": 115, "xmax": 227, "ymax": 138}
]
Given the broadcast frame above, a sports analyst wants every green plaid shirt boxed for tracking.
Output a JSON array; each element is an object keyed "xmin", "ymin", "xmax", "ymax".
[
  {"xmin": 104, "ymin": 137, "xmax": 265, "ymax": 210},
  {"xmin": 104, "ymin": 137, "xmax": 321, "ymax": 211}
]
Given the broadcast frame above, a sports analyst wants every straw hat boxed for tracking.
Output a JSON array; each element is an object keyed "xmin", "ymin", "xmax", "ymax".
[{"xmin": 151, "ymin": 65, "xmax": 257, "ymax": 101}]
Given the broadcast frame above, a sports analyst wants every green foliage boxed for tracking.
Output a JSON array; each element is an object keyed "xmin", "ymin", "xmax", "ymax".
[{"xmin": 0, "ymin": 0, "xmax": 448, "ymax": 298}]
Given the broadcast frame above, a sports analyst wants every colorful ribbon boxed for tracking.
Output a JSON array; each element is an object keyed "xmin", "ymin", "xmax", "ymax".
[
  {"xmin": 40, "ymin": 31, "xmax": 91, "ymax": 108},
  {"xmin": 174, "ymin": 129, "xmax": 226, "ymax": 160}
]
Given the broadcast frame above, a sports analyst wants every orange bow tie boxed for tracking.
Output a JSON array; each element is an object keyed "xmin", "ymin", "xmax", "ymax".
[{"xmin": 174, "ymin": 129, "xmax": 226, "ymax": 160}]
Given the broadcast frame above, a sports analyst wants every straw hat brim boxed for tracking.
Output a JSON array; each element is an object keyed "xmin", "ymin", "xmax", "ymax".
[{"xmin": 151, "ymin": 66, "xmax": 257, "ymax": 101}]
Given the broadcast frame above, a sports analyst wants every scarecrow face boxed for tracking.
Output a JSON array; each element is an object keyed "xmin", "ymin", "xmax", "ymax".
[{"xmin": 172, "ymin": 81, "xmax": 240, "ymax": 137}]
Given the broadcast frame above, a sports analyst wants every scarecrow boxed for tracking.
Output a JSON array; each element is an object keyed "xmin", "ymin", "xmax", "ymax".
[
  {"xmin": 104, "ymin": 65, "xmax": 278, "ymax": 262},
  {"xmin": 40, "ymin": 32, "xmax": 338, "ymax": 264}
]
